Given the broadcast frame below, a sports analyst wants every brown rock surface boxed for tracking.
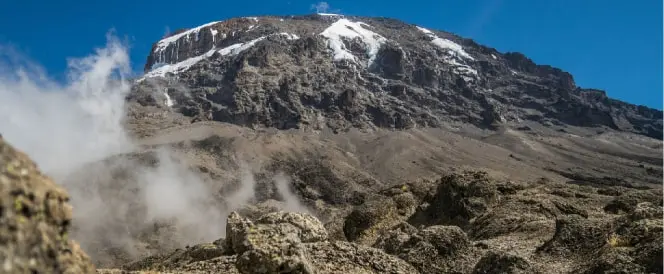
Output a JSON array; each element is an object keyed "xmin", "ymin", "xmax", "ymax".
[{"xmin": 0, "ymin": 136, "xmax": 96, "ymax": 273}]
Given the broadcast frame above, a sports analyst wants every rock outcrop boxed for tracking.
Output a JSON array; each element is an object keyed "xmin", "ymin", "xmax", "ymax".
[
  {"xmin": 121, "ymin": 211, "xmax": 418, "ymax": 274},
  {"xmin": 109, "ymin": 168, "xmax": 662, "ymax": 273},
  {"xmin": 0, "ymin": 136, "xmax": 96, "ymax": 274}
]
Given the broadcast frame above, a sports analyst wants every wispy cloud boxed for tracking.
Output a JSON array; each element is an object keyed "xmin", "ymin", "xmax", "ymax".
[
  {"xmin": 163, "ymin": 26, "xmax": 171, "ymax": 38},
  {"xmin": 310, "ymin": 1, "xmax": 340, "ymax": 13},
  {"xmin": 311, "ymin": 1, "xmax": 330, "ymax": 13},
  {"xmin": 0, "ymin": 31, "xmax": 313, "ymax": 266}
]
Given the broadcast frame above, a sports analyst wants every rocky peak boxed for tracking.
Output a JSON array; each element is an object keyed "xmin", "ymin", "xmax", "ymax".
[
  {"xmin": 503, "ymin": 52, "xmax": 576, "ymax": 91},
  {"xmin": 134, "ymin": 13, "xmax": 662, "ymax": 139}
]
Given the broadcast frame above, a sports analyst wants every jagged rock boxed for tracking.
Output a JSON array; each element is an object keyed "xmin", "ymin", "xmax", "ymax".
[
  {"xmin": 228, "ymin": 211, "xmax": 323, "ymax": 273},
  {"xmin": 472, "ymin": 251, "xmax": 534, "ymax": 274},
  {"xmin": 537, "ymin": 215, "xmax": 611, "ymax": 258},
  {"xmin": 303, "ymin": 241, "xmax": 419, "ymax": 273},
  {"xmin": 418, "ymin": 225, "xmax": 471, "ymax": 256},
  {"xmin": 579, "ymin": 248, "xmax": 645, "ymax": 274},
  {"xmin": 123, "ymin": 242, "xmax": 229, "ymax": 272},
  {"xmin": 629, "ymin": 201, "xmax": 663, "ymax": 221},
  {"xmin": 373, "ymin": 222, "xmax": 419, "ymax": 255},
  {"xmin": 254, "ymin": 211, "xmax": 329, "ymax": 243},
  {"xmin": 343, "ymin": 196, "xmax": 400, "ymax": 245},
  {"xmin": 379, "ymin": 183, "xmax": 429, "ymax": 216},
  {"xmin": 552, "ymin": 199, "xmax": 589, "ymax": 218},
  {"xmin": 225, "ymin": 211, "xmax": 416, "ymax": 274},
  {"xmin": 409, "ymin": 171, "xmax": 500, "ymax": 228},
  {"xmin": 0, "ymin": 136, "xmax": 96, "ymax": 273},
  {"xmin": 603, "ymin": 190, "xmax": 663, "ymax": 214},
  {"xmin": 374, "ymin": 223, "xmax": 476, "ymax": 273},
  {"xmin": 271, "ymin": 153, "xmax": 375, "ymax": 206},
  {"xmin": 469, "ymin": 198, "xmax": 554, "ymax": 240},
  {"xmin": 122, "ymin": 210, "xmax": 418, "ymax": 273},
  {"xmin": 611, "ymin": 203, "xmax": 664, "ymax": 273}
]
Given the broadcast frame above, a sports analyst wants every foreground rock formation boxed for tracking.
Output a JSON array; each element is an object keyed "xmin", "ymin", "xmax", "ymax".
[
  {"xmin": 111, "ymin": 211, "xmax": 417, "ymax": 273},
  {"xmin": 99, "ymin": 171, "xmax": 662, "ymax": 274},
  {"xmin": 0, "ymin": 136, "xmax": 95, "ymax": 273},
  {"xmin": 2, "ymin": 131, "xmax": 661, "ymax": 273}
]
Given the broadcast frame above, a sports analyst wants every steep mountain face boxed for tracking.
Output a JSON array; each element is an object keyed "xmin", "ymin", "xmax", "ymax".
[{"xmin": 133, "ymin": 14, "xmax": 662, "ymax": 139}]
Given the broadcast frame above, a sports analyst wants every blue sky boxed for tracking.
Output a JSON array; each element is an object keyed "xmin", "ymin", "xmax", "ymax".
[{"xmin": 1, "ymin": 0, "xmax": 662, "ymax": 109}]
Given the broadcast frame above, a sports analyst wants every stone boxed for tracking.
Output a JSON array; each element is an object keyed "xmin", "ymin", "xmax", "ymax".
[
  {"xmin": 0, "ymin": 136, "xmax": 95, "ymax": 274},
  {"xmin": 472, "ymin": 251, "xmax": 534, "ymax": 274}
]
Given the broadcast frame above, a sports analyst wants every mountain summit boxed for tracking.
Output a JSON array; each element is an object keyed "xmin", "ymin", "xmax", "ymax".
[{"xmin": 134, "ymin": 13, "xmax": 662, "ymax": 139}]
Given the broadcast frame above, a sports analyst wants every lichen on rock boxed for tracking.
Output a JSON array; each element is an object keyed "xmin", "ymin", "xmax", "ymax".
[{"xmin": 0, "ymin": 136, "xmax": 96, "ymax": 273}]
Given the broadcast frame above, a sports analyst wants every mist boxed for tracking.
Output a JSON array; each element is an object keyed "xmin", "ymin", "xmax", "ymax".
[
  {"xmin": 0, "ymin": 34, "xmax": 311, "ymax": 266},
  {"xmin": 274, "ymin": 172, "xmax": 313, "ymax": 215},
  {"xmin": 0, "ymin": 35, "xmax": 132, "ymax": 174}
]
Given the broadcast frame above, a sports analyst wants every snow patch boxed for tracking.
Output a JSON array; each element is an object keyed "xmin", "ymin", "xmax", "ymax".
[
  {"xmin": 210, "ymin": 29, "xmax": 218, "ymax": 42},
  {"xmin": 164, "ymin": 91, "xmax": 174, "ymax": 107},
  {"xmin": 141, "ymin": 33, "xmax": 299, "ymax": 80},
  {"xmin": 154, "ymin": 21, "xmax": 221, "ymax": 62},
  {"xmin": 417, "ymin": 27, "xmax": 434, "ymax": 35},
  {"xmin": 244, "ymin": 17, "xmax": 259, "ymax": 22},
  {"xmin": 247, "ymin": 25, "xmax": 256, "ymax": 31},
  {"xmin": 447, "ymin": 58, "xmax": 478, "ymax": 76},
  {"xmin": 150, "ymin": 62, "xmax": 167, "ymax": 70},
  {"xmin": 320, "ymin": 18, "xmax": 387, "ymax": 66},
  {"xmin": 279, "ymin": 32, "xmax": 300, "ymax": 40},
  {"xmin": 318, "ymin": 13, "xmax": 342, "ymax": 16},
  {"xmin": 416, "ymin": 26, "xmax": 474, "ymax": 60},
  {"xmin": 218, "ymin": 36, "xmax": 266, "ymax": 56},
  {"xmin": 142, "ymin": 48, "xmax": 218, "ymax": 79},
  {"xmin": 416, "ymin": 26, "xmax": 478, "ymax": 80},
  {"xmin": 461, "ymin": 76, "xmax": 475, "ymax": 82},
  {"xmin": 491, "ymin": 54, "xmax": 497, "ymax": 59}
]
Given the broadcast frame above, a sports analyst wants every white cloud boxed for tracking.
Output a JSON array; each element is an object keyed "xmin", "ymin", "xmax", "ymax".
[
  {"xmin": 163, "ymin": 26, "xmax": 171, "ymax": 38},
  {"xmin": 0, "ymin": 33, "xmax": 225, "ymax": 263},
  {"xmin": 311, "ymin": 1, "xmax": 330, "ymax": 13}
]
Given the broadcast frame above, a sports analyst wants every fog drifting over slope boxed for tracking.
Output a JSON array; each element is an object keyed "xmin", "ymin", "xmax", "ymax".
[
  {"xmin": 0, "ymin": 35, "xmax": 133, "ymax": 174},
  {"xmin": 0, "ymin": 35, "xmax": 309, "ymax": 265}
]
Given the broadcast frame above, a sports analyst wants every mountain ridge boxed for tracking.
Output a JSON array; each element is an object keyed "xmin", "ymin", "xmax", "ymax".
[{"xmin": 133, "ymin": 13, "xmax": 662, "ymax": 139}]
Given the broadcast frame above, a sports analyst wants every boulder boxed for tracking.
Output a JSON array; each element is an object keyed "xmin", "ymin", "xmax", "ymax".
[
  {"xmin": 374, "ymin": 223, "xmax": 476, "ymax": 273},
  {"xmin": 537, "ymin": 215, "xmax": 611, "ymax": 258},
  {"xmin": 409, "ymin": 171, "xmax": 500, "ymax": 228},
  {"xmin": 225, "ymin": 211, "xmax": 416, "ymax": 274},
  {"xmin": 343, "ymin": 197, "xmax": 400, "ymax": 245},
  {"xmin": 472, "ymin": 251, "xmax": 534, "ymax": 274},
  {"xmin": 603, "ymin": 190, "xmax": 663, "ymax": 214}
]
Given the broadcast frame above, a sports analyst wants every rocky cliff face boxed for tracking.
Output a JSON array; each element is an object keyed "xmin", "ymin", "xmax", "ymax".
[{"xmin": 133, "ymin": 14, "xmax": 662, "ymax": 139}]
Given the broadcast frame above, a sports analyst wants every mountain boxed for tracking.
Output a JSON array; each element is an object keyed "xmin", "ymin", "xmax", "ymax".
[
  {"xmin": 133, "ymin": 14, "xmax": 662, "ymax": 139},
  {"xmin": 7, "ymin": 13, "xmax": 657, "ymax": 274}
]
